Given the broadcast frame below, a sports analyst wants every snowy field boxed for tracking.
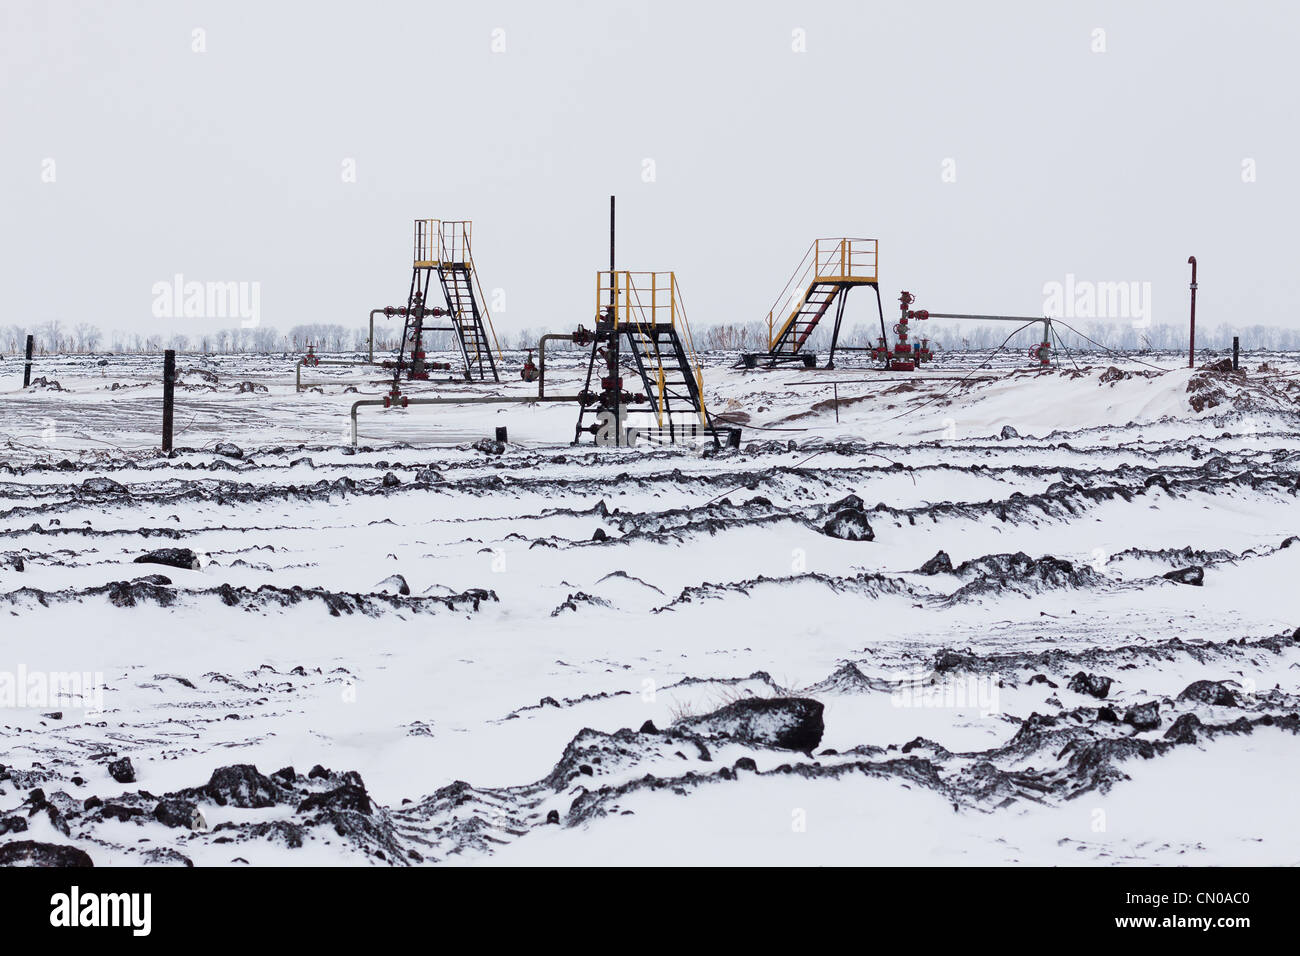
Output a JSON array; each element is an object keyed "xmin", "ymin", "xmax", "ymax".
[{"xmin": 1, "ymin": 347, "xmax": 1299, "ymax": 866}]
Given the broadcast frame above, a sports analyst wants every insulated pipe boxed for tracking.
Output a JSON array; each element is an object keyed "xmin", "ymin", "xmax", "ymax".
[
  {"xmin": 536, "ymin": 333, "xmax": 576, "ymax": 398},
  {"xmin": 289, "ymin": 309, "xmax": 393, "ymax": 393},
  {"xmin": 919, "ymin": 311, "xmax": 1053, "ymax": 348},
  {"xmin": 913, "ymin": 312, "xmax": 1053, "ymax": 351},
  {"xmin": 912, "ymin": 312, "xmax": 1054, "ymax": 339},
  {"xmin": 297, "ymin": 357, "xmax": 385, "ymax": 392},
  {"xmin": 368, "ymin": 309, "xmax": 386, "ymax": 364},
  {"xmin": 350, "ymin": 394, "xmax": 582, "ymax": 446}
]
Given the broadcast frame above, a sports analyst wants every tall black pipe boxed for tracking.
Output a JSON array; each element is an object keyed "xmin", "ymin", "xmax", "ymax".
[
  {"xmin": 162, "ymin": 349, "xmax": 176, "ymax": 453},
  {"xmin": 608, "ymin": 195, "xmax": 620, "ymax": 443}
]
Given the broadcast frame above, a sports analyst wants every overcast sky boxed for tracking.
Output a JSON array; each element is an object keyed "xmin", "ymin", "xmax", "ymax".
[{"xmin": 3, "ymin": 0, "xmax": 1297, "ymax": 343}]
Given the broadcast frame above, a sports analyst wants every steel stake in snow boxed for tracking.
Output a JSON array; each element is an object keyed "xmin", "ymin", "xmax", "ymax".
[
  {"xmin": 162, "ymin": 348, "xmax": 176, "ymax": 453},
  {"xmin": 22, "ymin": 334, "xmax": 34, "ymax": 388}
]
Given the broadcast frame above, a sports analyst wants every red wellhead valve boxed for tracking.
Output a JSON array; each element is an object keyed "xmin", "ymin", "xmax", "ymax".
[
  {"xmin": 384, "ymin": 384, "xmax": 409, "ymax": 409},
  {"xmin": 521, "ymin": 350, "xmax": 539, "ymax": 382}
]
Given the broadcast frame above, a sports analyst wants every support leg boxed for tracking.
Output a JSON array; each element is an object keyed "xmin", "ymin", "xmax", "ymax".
[{"xmin": 827, "ymin": 287, "xmax": 849, "ymax": 369}]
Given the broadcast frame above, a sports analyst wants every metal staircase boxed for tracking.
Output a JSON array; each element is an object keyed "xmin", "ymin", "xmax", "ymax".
[
  {"xmin": 574, "ymin": 271, "xmax": 718, "ymax": 447},
  {"xmin": 761, "ymin": 238, "xmax": 885, "ymax": 369},
  {"xmin": 395, "ymin": 219, "xmax": 501, "ymax": 383},
  {"xmin": 437, "ymin": 263, "xmax": 496, "ymax": 381},
  {"xmin": 771, "ymin": 283, "xmax": 841, "ymax": 358}
]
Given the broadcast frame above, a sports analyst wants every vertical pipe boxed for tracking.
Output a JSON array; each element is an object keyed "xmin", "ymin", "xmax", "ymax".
[
  {"xmin": 162, "ymin": 349, "xmax": 176, "ymax": 453},
  {"xmin": 23, "ymin": 334, "xmax": 34, "ymax": 388},
  {"xmin": 368, "ymin": 309, "xmax": 386, "ymax": 364},
  {"xmin": 1233, "ymin": 335, "xmax": 1239, "ymax": 371},
  {"xmin": 1187, "ymin": 256, "xmax": 1198, "ymax": 369},
  {"xmin": 609, "ymin": 195, "xmax": 619, "ymax": 445}
]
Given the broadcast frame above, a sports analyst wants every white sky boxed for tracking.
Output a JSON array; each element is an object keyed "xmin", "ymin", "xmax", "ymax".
[{"xmin": 2, "ymin": 0, "xmax": 1297, "ymax": 340}]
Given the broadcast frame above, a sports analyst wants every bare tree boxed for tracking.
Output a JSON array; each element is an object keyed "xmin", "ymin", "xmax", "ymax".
[{"xmin": 38, "ymin": 319, "xmax": 63, "ymax": 352}]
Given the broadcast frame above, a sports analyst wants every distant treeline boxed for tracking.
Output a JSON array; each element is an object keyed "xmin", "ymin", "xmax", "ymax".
[{"xmin": 2, "ymin": 319, "xmax": 1294, "ymax": 356}]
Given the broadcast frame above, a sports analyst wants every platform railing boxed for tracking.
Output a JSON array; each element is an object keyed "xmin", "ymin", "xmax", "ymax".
[
  {"xmin": 412, "ymin": 219, "xmax": 474, "ymax": 266},
  {"xmin": 410, "ymin": 219, "xmax": 501, "ymax": 360},
  {"xmin": 435, "ymin": 220, "xmax": 473, "ymax": 266},
  {"xmin": 596, "ymin": 270, "xmax": 707, "ymax": 426},
  {"xmin": 765, "ymin": 238, "xmax": 879, "ymax": 348}
]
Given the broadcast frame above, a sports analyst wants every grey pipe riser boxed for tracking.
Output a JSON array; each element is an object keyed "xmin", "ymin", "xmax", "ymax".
[{"xmin": 536, "ymin": 333, "xmax": 572, "ymax": 398}]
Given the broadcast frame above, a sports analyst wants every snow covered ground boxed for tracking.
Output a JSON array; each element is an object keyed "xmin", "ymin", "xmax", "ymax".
[{"xmin": 2, "ymin": 347, "xmax": 1299, "ymax": 866}]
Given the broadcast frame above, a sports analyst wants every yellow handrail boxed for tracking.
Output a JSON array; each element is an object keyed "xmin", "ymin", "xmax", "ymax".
[
  {"xmin": 765, "ymin": 238, "xmax": 879, "ymax": 349},
  {"xmin": 413, "ymin": 218, "xmax": 438, "ymax": 265},
  {"xmin": 622, "ymin": 275, "xmax": 667, "ymax": 426},
  {"xmin": 597, "ymin": 270, "xmax": 709, "ymax": 428},
  {"xmin": 455, "ymin": 225, "xmax": 504, "ymax": 362},
  {"xmin": 413, "ymin": 220, "xmax": 504, "ymax": 364}
]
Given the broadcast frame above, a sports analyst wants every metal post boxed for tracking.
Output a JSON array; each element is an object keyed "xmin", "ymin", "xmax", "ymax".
[
  {"xmin": 827, "ymin": 287, "xmax": 849, "ymax": 368},
  {"xmin": 22, "ymin": 334, "xmax": 34, "ymax": 388},
  {"xmin": 368, "ymin": 308, "xmax": 386, "ymax": 364},
  {"xmin": 608, "ymin": 333, "xmax": 621, "ymax": 447},
  {"xmin": 1187, "ymin": 256, "xmax": 1198, "ymax": 369},
  {"xmin": 609, "ymin": 195, "xmax": 619, "ymax": 445},
  {"xmin": 1233, "ymin": 336, "xmax": 1239, "ymax": 371},
  {"xmin": 162, "ymin": 349, "xmax": 176, "ymax": 453},
  {"xmin": 536, "ymin": 333, "xmax": 571, "ymax": 398}
]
